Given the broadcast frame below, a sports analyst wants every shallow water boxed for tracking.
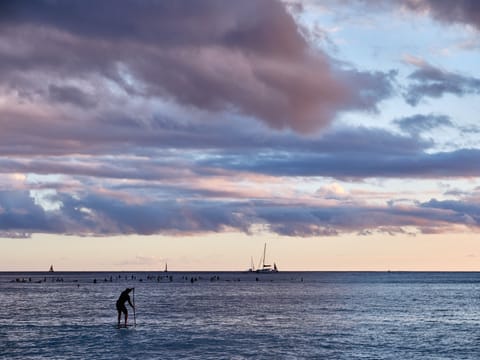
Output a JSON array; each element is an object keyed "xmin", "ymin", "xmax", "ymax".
[{"xmin": 1, "ymin": 272, "xmax": 480, "ymax": 359}]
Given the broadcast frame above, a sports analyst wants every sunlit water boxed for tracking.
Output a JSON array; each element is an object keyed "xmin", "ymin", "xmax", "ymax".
[{"xmin": 1, "ymin": 272, "xmax": 480, "ymax": 359}]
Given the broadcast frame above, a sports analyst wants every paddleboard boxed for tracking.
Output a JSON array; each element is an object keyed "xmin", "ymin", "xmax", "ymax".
[{"xmin": 116, "ymin": 324, "xmax": 134, "ymax": 329}]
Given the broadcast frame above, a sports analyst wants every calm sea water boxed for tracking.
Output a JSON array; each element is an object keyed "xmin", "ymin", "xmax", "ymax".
[{"xmin": 1, "ymin": 271, "xmax": 480, "ymax": 359}]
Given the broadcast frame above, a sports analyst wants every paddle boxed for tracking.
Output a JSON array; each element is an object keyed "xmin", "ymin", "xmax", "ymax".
[{"xmin": 133, "ymin": 287, "xmax": 136, "ymax": 327}]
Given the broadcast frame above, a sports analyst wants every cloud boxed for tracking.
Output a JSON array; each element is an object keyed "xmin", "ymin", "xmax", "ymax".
[
  {"xmin": 198, "ymin": 131, "xmax": 480, "ymax": 179},
  {"xmin": 1, "ymin": 124, "xmax": 478, "ymax": 182},
  {"xmin": 0, "ymin": 231, "xmax": 31, "ymax": 239},
  {"xmin": 0, "ymin": 0, "xmax": 394, "ymax": 133},
  {"xmin": 393, "ymin": 113, "xmax": 453, "ymax": 135},
  {"xmin": 48, "ymin": 84, "xmax": 97, "ymax": 108},
  {"xmin": 0, "ymin": 191, "xmax": 65, "ymax": 233},
  {"xmin": 402, "ymin": 0, "xmax": 480, "ymax": 30},
  {"xmin": 423, "ymin": 198, "xmax": 480, "ymax": 215},
  {"xmin": 404, "ymin": 60, "xmax": 480, "ymax": 105},
  {"xmin": 420, "ymin": 198, "xmax": 480, "ymax": 226},
  {"xmin": 1, "ymin": 189, "xmax": 479, "ymax": 238},
  {"xmin": 0, "ymin": 0, "xmax": 478, "ymax": 240},
  {"xmin": 316, "ymin": 182, "xmax": 348, "ymax": 200},
  {"xmin": 302, "ymin": 1, "xmax": 480, "ymax": 36},
  {"xmin": 328, "ymin": 0, "xmax": 480, "ymax": 31}
]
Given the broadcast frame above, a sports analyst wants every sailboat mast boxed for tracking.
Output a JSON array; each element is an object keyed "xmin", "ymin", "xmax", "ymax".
[{"xmin": 263, "ymin": 243, "xmax": 267, "ymax": 268}]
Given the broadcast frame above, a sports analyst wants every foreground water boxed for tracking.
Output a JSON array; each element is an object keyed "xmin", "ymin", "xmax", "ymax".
[{"xmin": 1, "ymin": 272, "xmax": 480, "ymax": 359}]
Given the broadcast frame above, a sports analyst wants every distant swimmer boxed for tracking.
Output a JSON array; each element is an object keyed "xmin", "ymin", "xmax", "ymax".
[{"xmin": 116, "ymin": 288, "xmax": 135, "ymax": 327}]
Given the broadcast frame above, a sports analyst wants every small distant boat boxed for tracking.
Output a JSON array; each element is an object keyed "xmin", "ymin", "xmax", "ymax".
[
  {"xmin": 49, "ymin": 264, "xmax": 54, "ymax": 272},
  {"xmin": 256, "ymin": 243, "xmax": 278, "ymax": 273},
  {"xmin": 164, "ymin": 262, "xmax": 168, "ymax": 273}
]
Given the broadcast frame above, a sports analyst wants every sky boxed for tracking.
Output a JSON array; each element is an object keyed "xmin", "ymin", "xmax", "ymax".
[{"xmin": 1, "ymin": 0, "xmax": 480, "ymax": 271}]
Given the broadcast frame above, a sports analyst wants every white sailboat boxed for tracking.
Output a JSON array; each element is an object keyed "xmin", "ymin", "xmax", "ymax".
[
  {"xmin": 256, "ymin": 243, "xmax": 278, "ymax": 273},
  {"xmin": 246, "ymin": 256, "xmax": 255, "ymax": 272}
]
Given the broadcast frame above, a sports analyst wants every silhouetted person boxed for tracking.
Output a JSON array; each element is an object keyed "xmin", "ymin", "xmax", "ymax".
[{"xmin": 116, "ymin": 288, "xmax": 134, "ymax": 327}]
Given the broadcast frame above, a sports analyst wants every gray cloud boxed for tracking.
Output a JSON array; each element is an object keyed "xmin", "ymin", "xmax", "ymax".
[
  {"xmin": 404, "ymin": 62, "xmax": 480, "ymax": 106},
  {"xmin": 48, "ymin": 84, "xmax": 97, "ymax": 108},
  {"xmin": 402, "ymin": 0, "xmax": 480, "ymax": 30},
  {"xmin": 327, "ymin": 0, "xmax": 480, "ymax": 30},
  {"xmin": 200, "ymin": 145, "xmax": 480, "ymax": 180},
  {"xmin": 1, "ymin": 189, "xmax": 479, "ymax": 238},
  {"xmin": 0, "ymin": 0, "xmax": 394, "ymax": 133},
  {"xmin": 0, "ymin": 191, "xmax": 65, "ymax": 233},
  {"xmin": 2, "ymin": 125, "xmax": 478, "ymax": 181},
  {"xmin": 393, "ymin": 114, "xmax": 453, "ymax": 135}
]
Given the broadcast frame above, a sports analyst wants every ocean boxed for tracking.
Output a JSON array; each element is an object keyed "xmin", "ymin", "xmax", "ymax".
[{"xmin": 1, "ymin": 271, "xmax": 480, "ymax": 359}]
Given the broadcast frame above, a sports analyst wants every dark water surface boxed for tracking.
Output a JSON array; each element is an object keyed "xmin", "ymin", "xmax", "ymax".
[{"xmin": 1, "ymin": 272, "xmax": 480, "ymax": 359}]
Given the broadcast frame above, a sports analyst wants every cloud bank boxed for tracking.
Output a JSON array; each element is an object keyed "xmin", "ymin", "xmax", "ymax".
[
  {"xmin": 0, "ymin": 0, "xmax": 394, "ymax": 133},
  {"xmin": 0, "ymin": 0, "xmax": 479, "ymax": 238}
]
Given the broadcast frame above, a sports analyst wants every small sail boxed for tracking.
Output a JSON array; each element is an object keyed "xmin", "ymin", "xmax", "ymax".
[
  {"xmin": 49, "ymin": 264, "xmax": 54, "ymax": 272},
  {"xmin": 246, "ymin": 256, "xmax": 255, "ymax": 272}
]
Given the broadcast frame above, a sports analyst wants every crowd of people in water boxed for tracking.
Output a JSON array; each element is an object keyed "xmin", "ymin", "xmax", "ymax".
[
  {"xmin": 9, "ymin": 273, "xmax": 304, "ymax": 285},
  {"xmin": 13, "ymin": 276, "xmax": 67, "ymax": 283}
]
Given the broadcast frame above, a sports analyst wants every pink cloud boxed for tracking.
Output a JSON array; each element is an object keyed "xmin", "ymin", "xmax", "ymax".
[{"xmin": 0, "ymin": 0, "xmax": 393, "ymax": 133}]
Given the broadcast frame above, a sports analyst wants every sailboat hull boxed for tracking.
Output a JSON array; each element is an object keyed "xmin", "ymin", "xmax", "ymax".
[{"xmin": 255, "ymin": 269, "xmax": 278, "ymax": 273}]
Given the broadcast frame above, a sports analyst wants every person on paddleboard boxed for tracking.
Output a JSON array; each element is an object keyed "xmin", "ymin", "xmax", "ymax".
[{"xmin": 116, "ymin": 288, "xmax": 135, "ymax": 327}]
